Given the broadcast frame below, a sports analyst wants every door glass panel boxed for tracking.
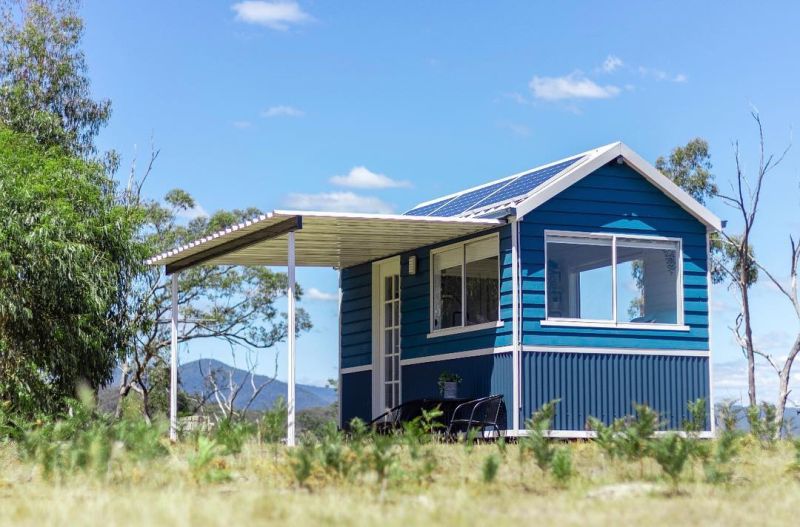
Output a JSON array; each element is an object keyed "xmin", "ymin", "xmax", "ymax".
[
  {"xmin": 385, "ymin": 302, "xmax": 393, "ymax": 327},
  {"xmin": 385, "ymin": 384, "xmax": 393, "ymax": 409},
  {"xmin": 385, "ymin": 276, "xmax": 393, "ymax": 301}
]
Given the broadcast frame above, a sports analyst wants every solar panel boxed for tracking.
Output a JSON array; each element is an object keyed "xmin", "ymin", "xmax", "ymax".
[
  {"xmin": 425, "ymin": 178, "xmax": 514, "ymax": 217},
  {"xmin": 404, "ymin": 154, "xmax": 584, "ymax": 217},
  {"xmin": 466, "ymin": 157, "xmax": 582, "ymax": 213},
  {"xmin": 404, "ymin": 199, "xmax": 453, "ymax": 216}
]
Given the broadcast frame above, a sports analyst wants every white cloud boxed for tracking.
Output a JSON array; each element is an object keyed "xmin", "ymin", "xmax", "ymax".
[
  {"xmin": 502, "ymin": 92, "xmax": 530, "ymax": 105},
  {"xmin": 231, "ymin": 1, "xmax": 312, "ymax": 31},
  {"xmin": 232, "ymin": 120, "xmax": 252, "ymax": 129},
  {"xmin": 305, "ymin": 287, "xmax": 338, "ymax": 302},
  {"xmin": 176, "ymin": 203, "xmax": 209, "ymax": 220},
  {"xmin": 285, "ymin": 191, "xmax": 394, "ymax": 214},
  {"xmin": 262, "ymin": 105, "xmax": 305, "ymax": 118},
  {"xmin": 638, "ymin": 66, "xmax": 687, "ymax": 83},
  {"xmin": 529, "ymin": 72, "xmax": 621, "ymax": 101},
  {"xmin": 330, "ymin": 166, "xmax": 411, "ymax": 189},
  {"xmin": 602, "ymin": 55, "xmax": 623, "ymax": 73},
  {"xmin": 497, "ymin": 120, "xmax": 531, "ymax": 137}
]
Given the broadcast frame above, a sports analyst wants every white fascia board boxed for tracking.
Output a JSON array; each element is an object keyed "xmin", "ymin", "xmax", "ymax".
[
  {"xmin": 273, "ymin": 209, "xmax": 504, "ymax": 225},
  {"xmin": 515, "ymin": 142, "xmax": 723, "ymax": 232}
]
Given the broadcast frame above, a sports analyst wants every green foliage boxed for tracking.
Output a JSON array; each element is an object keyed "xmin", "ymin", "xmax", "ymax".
[
  {"xmin": 289, "ymin": 440, "xmax": 316, "ymax": 489},
  {"xmin": 260, "ymin": 397, "xmax": 287, "ymax": 444},
  {"xmin": 482, "ymin": 453, "xmax": 500, "ymax": 483},
  {"xmin": 616, "ymin": 404, "xmax": 660, "ymax": 464},
  {"xmin": 19, "ymin": 391, "xmax": 168, "ymax": 480},
  {"xmin": 704, "ymin": 427, "xmax": 740, "ymax": 484},
  {"xmin": 521, "ymin": 399, "xmax": 558, "ymax": 472},
  {"xmin": 790, "ymin": 438, "xmax": 800, "ymax": 478},
  {"xmin": 747, "ymin": 402, "xmax": 779, "ymax": 447},
  {"xmin": 188, "ymin": 437, "xmax": 230, "ymax": 484},
  {"xmin": 550, "ymin": 447, "xmax": 573, "ymax": 487},
  {"xmin": 656, "ymin": 138, "xmax": 716, "ymax": 205},
  {"xmin": 211, "ymin": 418, "xmax": 255, "ymax": 455},
  {"xmin": 437, "ymin": 371, "xmax": 462, "ymax": 395},
  {"xmin": 651, "ymin": 433, "xmax": 690, "ymax": 489},
  {"xmin": 0, "ymin": 127, "xmax": 141, "ymax": 416},
  {"xmin": 0, "ymin": 0, "xmax": 111, "ymax": 156}
]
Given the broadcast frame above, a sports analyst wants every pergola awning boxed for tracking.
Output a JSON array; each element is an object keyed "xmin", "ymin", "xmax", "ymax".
[
  {"xmin": 150, "ymin": 209, "xmax": 506, "ymax": 445},
  {"xmin": 147, "ymin": 210, "xmax": 506, "ymax": 273}
]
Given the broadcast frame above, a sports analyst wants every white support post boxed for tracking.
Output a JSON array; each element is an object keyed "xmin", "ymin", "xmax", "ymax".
[
  {"xmin": 510, "ymin": 219, "xmax": 521, "ymax": 432},
  {"xmin": 169, "ymin": 273, "xmax": 179, "ymax": 442},
  {"xmin": 287, "ymin": 231, "xmax": 297, "ymax": 447}
]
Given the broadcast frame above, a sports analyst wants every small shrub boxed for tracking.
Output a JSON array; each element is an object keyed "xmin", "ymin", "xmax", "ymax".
[
  {"xmin": 616, "ymin": 404, "xmax": 659, "ymax": 464},
  {"xmin": 188, "ymin": 437, "xmax": 230, "ymax": 484},
  {"xmin": 651, "ymin": 433, "xmax": 690, "ymax": 490},
  {"xmin": 747, "ymin": 402, "xmax": 779, "ymax": 447},
  {"xmin": 521, "ymin": 399, "xmax": 558, "ymax": 472},
  {"xmin": 212, "ymin": 418, "xmax": 255, "ymax": 455},
  {"xmin": 551, "ymin": 447, "xmax": 573, "ymax": 487},
  {"xmin": 704, "ymin": 428, "xmax": 740, "ymax": 485},
  {"xmin": 289, "ymin": 440, "xmax": 316, "ymax": 489},
  {"xmin": 587, "ymin": 416, "xmax": 623, "ymax": 460},
  {"xmin": 259, "ymin": 397, "xmax": 287, "ymax": 444},
  {"xmin": 482, "ymin": 453, "xmax": 500, "ymax": 483}
]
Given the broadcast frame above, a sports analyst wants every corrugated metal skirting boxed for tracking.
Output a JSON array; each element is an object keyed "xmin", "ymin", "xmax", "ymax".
[{"xmin": 522, "ymin": 351, "xmax": 710, "ymax": 430}]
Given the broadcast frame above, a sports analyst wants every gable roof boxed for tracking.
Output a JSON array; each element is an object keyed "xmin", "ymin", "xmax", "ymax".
[{"xmin": 404, "ymin": 142, "xmax": 722, "ymax": 231}]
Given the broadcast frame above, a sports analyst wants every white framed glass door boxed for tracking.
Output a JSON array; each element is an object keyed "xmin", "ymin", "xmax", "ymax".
[{"xmin": 372, "ymin": 258, "xmax": 401, "ymax": 415}]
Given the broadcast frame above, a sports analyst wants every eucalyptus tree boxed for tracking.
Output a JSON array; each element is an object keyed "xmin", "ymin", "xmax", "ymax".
[
  {"xmin": 0, "ymin": 127, "xmax": 140, "ymax": 415},
  {"xmin": 115, "ymin": 176, "xmax": 312, "ymax": 421},
  {"xmin": 0, "ymin": 0, "xmax": 110, "ymax": 157}
]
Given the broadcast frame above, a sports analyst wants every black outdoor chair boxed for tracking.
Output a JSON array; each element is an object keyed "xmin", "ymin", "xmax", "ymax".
[
  {"xmin": 446, "ymin": 394, "xmax": 506, "ymax": 439},
  {"xmin": 368, "ymin": 399, "xmax": 429, "ymax": 434}
]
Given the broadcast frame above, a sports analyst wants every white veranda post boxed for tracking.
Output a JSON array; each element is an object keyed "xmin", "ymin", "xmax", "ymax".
[
  {"xmin": 169, "ymin": 273, "xmax": 179, "ymax": 442},
  {"xmin": 287, "ymin": 231, "xmax": 297, "ymax": 447}
]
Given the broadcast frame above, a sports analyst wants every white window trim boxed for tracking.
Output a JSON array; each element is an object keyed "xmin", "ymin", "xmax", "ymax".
[
  {"xmin": 543, "ymin": 229, "xmax": 686, "ymax": 330},
  {"xmin": 428, "ymin": 232, "xmax": 501, "ymax": 338}
]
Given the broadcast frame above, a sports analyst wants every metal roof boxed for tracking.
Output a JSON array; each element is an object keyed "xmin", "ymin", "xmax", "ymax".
[
  {"xmin": 146, "ymin": 210, "xmax": 504, "ymax": 271},
  {"xmin": 404, "ymin": 147, "xmax": 596, "ymax": 217},
  {"xmin": 403, "ymin": 142, "xmax": 722, "ymax": 230}
]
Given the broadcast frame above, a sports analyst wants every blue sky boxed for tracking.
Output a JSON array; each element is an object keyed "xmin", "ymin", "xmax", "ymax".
[{"xmin": 82, "ymin": 1, "xmax": 800, "ymax": 402}]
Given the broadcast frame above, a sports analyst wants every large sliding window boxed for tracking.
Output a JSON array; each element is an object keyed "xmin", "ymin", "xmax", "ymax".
[
  {"xmin": 431, "ymin": 235, "xmax": 499, "ymax": 333},
  {"xmin": 545, "ymin": 232, "xmax": 683, "ymax": 327}
]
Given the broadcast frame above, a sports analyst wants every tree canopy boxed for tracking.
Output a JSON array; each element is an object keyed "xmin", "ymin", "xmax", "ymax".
[
  {"xmin": 0, "ymin": 0, "xmax": 110, "ymax": 156},
  {"xmin": 0, "ymin": 126, "xmax": 140, "ymax": 414}
]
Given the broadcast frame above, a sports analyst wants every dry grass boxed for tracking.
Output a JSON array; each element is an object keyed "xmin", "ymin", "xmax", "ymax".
[{"xmin": 0, "ymin": 438, "xmax": 797, "ymax": 526}]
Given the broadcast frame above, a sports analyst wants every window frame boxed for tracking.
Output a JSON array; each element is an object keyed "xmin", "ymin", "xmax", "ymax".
[
  {"xmin": 428, "ymin": 232, "xmax": 503, "ymax": 338},
  {"xmin": 543, "ymin": 230, "xmax": 688, "ymax": 331}
]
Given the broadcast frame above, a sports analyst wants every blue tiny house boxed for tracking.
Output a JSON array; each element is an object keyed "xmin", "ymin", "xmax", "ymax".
[{"xmin": 340, "ymin": 142, "xmax": 720, "ymax": 436}]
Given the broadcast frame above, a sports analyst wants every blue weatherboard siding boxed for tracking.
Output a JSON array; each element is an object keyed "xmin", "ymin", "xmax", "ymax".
[
  {"xmin": 520, "ymin": 162, "xmax": 710, "ymax": 351},
  {"xmin": 402, "ymin": 353, "xmax": 513, "ymax": 429},
  {"xmin": 339, "ymin": 159, "xmax": 713, "ymax": 432},
  {"xmin": 401, "ymin": 225, "xmax": 513, "ymax": 360},
  {"xmin": 340, "ymin": 263, "xmax": 372, "ymax": 369},
  {"xmin": 522, "ymin": 351, "xmax": 710, "ymax": 429},
  {"xmin": 341, "ymin": 370, "xmax": 372, "ymax": 426}
]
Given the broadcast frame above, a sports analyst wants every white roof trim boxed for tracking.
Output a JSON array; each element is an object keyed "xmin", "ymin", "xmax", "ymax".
[{"xmin": 513, "ymin": 142, "xmax": 722, "ymax": 231}]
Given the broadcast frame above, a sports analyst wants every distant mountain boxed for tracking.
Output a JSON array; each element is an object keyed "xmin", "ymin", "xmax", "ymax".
[{"xmin": 179, "ymin": 359, "xmax": 336, "ymax": 412}]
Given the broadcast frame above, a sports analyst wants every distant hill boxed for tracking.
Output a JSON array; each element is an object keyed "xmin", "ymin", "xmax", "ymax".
[{"xmin": 179, "ymin": 358, "xmax": 336, "ymax": 412}]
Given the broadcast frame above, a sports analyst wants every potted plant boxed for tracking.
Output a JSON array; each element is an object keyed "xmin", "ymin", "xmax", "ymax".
[{"xmin": 437, "ymin": 371, "xmax": 462, "ymax": 399}]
